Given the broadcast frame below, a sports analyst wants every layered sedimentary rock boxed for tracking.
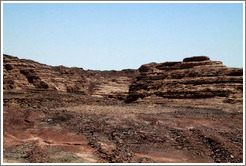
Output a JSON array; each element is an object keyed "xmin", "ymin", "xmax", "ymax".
[
  {"xmin": 126, "ymin": 56, "xmax": 243, "ymax": 104},
  {"xmin": 3, "ymin": 54, "xmax": 138, "ymax": 99},
  {"xmin": 3, "ymin": 54, "xmax": 243, "ymax": 106}
]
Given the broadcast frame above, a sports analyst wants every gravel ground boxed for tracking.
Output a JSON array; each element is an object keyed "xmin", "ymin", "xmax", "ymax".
[{"xmin": 3, "ymin": 90, "xmax": 243, "ymax": 163}]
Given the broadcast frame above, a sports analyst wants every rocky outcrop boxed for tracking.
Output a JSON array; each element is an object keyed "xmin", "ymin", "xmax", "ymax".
[
  {"xmin": 3, "ymin": 54, "xmax": 138, "ymax": 99},
  {"xmin": 3, "ymin": 54, "xmax": 244, "ymax": 163},
  {"xmin": 4, "ymin": 54, "xmax": 243, "ymax": 105},
  {"xmin": 126, "ymin": 56, "xmax": 243, "ymax": 104}
]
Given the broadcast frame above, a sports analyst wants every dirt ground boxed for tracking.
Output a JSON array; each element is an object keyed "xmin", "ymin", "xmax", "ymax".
[{"xmin": 3, "ymin": 89, "xmax": 243, "ymax": 163}]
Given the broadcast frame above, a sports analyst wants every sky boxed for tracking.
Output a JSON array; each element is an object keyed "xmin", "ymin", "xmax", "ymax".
[{"xmin": 3, "ymin": 2, "xmax": 244, "ymax": 70}]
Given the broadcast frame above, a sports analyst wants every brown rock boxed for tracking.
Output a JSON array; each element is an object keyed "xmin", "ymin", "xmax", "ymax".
[
  {"xmin": 136, "ymin": 157, "xmax": 157, "ymax": 163},
  {"xmin": 126, "ymin": 56, "xmax": 243, "ymax": 105},
  {"xmin": 3, "ymin": 54, "xmax": 138, "ymax": 98},
  {"xmin": 5, "ymin": 64, "xmax": 13, "ymax": 71},
  {"xmin": 139, "ymin": 63, "xmax": 157, "ymax": 72},
  {"xmin": 183, "ymin": 56, "xmax": 210, "ymax": 62}
]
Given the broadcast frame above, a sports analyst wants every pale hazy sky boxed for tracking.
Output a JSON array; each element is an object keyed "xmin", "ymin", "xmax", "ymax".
[{"xmin": 3, "ymin": 3, "xmax": 244, "ymax": 70}]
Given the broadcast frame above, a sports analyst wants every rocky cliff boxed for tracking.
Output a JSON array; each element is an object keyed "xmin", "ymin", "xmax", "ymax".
[
  {"xmin": 3, "ymin": 54, "xmax": 243, "ymax": 163},
  {"xmin": 126, "ymin": 56, "xmax": 243, "ymax": 107},
  {"xmin": 3, "ymin": 54, "xmax": 138, "ymax": 100},
  {"xmin": 3, "ymin": 54, "xmax": 243, "ymax": 108}
]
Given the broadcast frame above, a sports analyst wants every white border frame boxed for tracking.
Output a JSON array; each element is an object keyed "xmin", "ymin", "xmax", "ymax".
[
  {"xmin": 0, "ymin": 1, "xmax": 245, "ymax": 3},
  {"xmin": 1, "ymin": 1, "xmax": 245, "ymax": 165}
]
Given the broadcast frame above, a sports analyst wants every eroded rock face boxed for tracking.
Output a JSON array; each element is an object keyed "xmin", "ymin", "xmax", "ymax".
[
  {"xmin": 126, "ymin": 56, "xmax": 243, "ymax": 105},
  {"xmin": 3, "ymin": 54, "xmax": 243, "ymax": 163},
  {"xmin": 3, "ymin": 54, "xmax": 138, "ymax": 99},
  {"xmin": 3, "ymin": 54, "xmax": 243, "ymax": 106}
]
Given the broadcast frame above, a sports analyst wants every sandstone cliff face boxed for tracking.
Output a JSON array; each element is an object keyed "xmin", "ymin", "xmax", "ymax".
[
  {"xmin": 126, "ymin": 56, "xmax": 243, "ymax": 105},
  {"xmin": 3, "ymin": 54, "xmax": 138, "ymax": 99},
  {"xmin": 3, "ymin": 54, "xmax": 243, "ymax": 107}
]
